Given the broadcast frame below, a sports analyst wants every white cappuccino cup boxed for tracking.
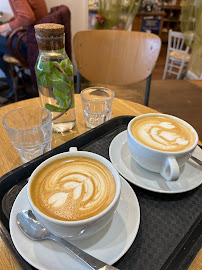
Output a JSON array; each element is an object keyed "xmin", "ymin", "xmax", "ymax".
[
  {"xmin": 127, "ymin": 113, "xmax": 198, "ymax": 181},
  {"xmin": 27, "ymin": 147, "xmax": 121, "ymax": 239}
]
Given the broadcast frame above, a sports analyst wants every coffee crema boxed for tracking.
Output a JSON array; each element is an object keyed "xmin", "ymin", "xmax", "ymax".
[
  {"xmin": 131, "ymin": 115, "xmax": 196, "ymax": 152},
  {"xmin": 30, "ymin": 156, "xmax": 116, "ymax": 221}
]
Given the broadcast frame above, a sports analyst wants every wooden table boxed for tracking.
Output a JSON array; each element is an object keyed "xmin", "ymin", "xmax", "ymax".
[{"xmin": 0, "ymin": 95, "xmax": 201, "ymax": 270}]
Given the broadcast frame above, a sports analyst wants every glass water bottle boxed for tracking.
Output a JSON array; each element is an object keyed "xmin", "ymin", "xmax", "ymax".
[{"xmin": 35, "ymin": 23, "xmax": 76, "ymax": 133}]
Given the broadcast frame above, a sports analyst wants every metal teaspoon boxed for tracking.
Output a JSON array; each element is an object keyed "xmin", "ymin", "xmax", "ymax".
[
  {"xmin": 190, "ymin": 155, "xmax": 202, "ymax": 166},
  {"xmin": 16, "ymin": 210, "xmax": 119, "ymax": 270}
]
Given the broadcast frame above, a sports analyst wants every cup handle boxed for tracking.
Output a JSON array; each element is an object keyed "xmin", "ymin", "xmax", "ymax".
[
  {"xmin": 69, "ymin": 147, "xmax": 78, "ymax": 152},
  {"xmin": 160, "ymin": 157, "xmax": 180, "ymax": 181}
]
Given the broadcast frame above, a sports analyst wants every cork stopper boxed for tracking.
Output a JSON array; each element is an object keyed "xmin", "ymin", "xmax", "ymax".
[{"xmin": 35, "ymin": 23, "xmax": 65, "ymax": 50}]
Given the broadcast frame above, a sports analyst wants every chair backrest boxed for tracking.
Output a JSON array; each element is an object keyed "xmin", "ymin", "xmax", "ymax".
[
  {"xmin": 73, "ymin": 30, "xmax": 161, "ymax": 86},
  {"xmin": 7, "ymin": 26, "xmax": 29, "ymax": 68},
  {"xmin": 168, "ymin": 30, "xmax": 193, "ymax": 55}
]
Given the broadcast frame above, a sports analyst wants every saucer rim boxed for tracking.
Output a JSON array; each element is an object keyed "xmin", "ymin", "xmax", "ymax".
[
  {"xmin": 9, "ymin": 177, "xmax": 140, "ymax": 270},
  {"xmin": 109, "ymin": 130, "xmax": 202, "ymax": 194}
]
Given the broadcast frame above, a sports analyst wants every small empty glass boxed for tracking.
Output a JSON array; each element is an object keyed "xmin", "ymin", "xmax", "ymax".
[
  {"xmin": 80, "ymin": 87, "xmax": 115, "ymax": 128},
  {"xmin": 2, "ymin": 106, "xmax": 52, "ymax": 163}
]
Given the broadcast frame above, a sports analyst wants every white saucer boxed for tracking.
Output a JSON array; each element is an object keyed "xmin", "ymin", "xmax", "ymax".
[
  {"xmin": 109, "ymin": 130, "xmax": 202, "ymax": 194},
  {"xmin": 10, "ymin": 177, "xmax": 140, "ymax": 270}
]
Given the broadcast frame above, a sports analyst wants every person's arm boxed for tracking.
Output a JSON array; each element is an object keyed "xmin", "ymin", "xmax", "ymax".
[
  {"xmin": 0, "ymin": 23, "xmax": 12, "ymax": 37},
  {"xmin": 8, "ymin": 0, "xmax": 36, "ymax": 30}
]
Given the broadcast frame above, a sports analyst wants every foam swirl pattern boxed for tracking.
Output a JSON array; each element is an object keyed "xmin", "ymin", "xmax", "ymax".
[
  {"xmin": 30, "ymin": 156, "xmax": 116, "ymax": 221},
  {"xmin": 131, "ymin": 116, "xmax": 196, "ymax": 152}
]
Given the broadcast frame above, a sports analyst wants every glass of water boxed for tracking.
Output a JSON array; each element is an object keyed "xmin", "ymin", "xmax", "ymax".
[
  {"xmin": 80, "ymin": 87, "xmax": 115, "ymax": 128},
  {"xmin": 2, "ymin": 106, "xmax": 52, "ymax": 163}
]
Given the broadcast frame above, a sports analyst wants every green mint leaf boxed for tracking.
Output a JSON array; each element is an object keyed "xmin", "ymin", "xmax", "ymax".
[
  {"xmin": 47, "ymin": 67, "xmax": 70, "ymax": 93},
  {"xmin": 53, "ymin": 88, "xmax": 69, "ymax": 109},
  {"xmin": 60, "ymin": 58, "xmax": 73, "ymax": 76},
  {"xmin": 53, "ymin": 87, "xmax": 74, "ymax": 109},
  {"xmin": 36, "ymin": 73, "xmax": 49, "ymax": 88},
  {"xmin": 36, "ymin": 61, "xmax": 54, "ymax": 75},
  {"xmin": 35, "ymin": 61, "xmax": 55, "ymax": 88},
  {"xmin": 45, "ymin": 103, "xmax": 65, "ymax": 112},
  {"xmin": 36, "ymin": 58, "xmax": 75, "ymax": 117}
]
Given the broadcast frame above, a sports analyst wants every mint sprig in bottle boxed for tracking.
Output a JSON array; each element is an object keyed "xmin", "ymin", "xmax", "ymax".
[{"xmin": 35, "ymin": 23, "xmax": 76, "ymax": 133}]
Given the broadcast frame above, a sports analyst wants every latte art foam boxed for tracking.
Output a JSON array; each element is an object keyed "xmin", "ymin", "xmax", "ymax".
[
  {"xmin": 30, "ymin": 156, "xmax": 116, "ymax": 221},
  {"xmin": 131, "ymin": 116, "xmax": 196, "ymax": 152}
]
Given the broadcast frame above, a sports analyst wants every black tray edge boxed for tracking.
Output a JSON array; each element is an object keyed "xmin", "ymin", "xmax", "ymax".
[{"xmin": 161, "ymin": 212, "xmax": 202, "ymax": 270}]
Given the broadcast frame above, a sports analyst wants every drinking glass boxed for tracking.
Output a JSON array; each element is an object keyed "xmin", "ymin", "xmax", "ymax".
[
  {"xmin": 2, "ymin": 106, "xmax": 52, "ymax": 163},
  {"xmin": 80, "ymin": 87, "xmax": 114, "ymax": 128}
]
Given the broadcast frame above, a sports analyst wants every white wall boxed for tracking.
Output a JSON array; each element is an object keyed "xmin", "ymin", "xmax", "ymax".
[
  {"xmin": 46, "ymin": 0, "xmax": 89, "ymax": 34},
  {"xmin": 0, "ymin": 1, "xmax": 13, "ymax": 77},
  {"xmin": 46, "ymin": 0, "xmax": 89, "ymax": 73},
  {"xmin": 1, "ymin": 0, "xmax": 12, "ymax": 22},
  {"xmin": 1, "ymin": 0, "xmax": 89, "ymax": 75}
]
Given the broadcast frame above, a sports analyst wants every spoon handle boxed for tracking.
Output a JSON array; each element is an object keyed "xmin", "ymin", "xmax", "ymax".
[
  {"xmin": 190, "ymin": 155, "xmax": 202, "ymax": 166},
  {"xmin": 49, "ymin": 234, "xmax": 119, "ymax": 270}
]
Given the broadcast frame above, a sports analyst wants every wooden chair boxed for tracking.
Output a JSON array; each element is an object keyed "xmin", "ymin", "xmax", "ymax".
[
  {"xmin": 162, "ymin": 30, "xmax": 194, "ymax": 80},
  {"xmin": 73, "ymin": 30, "xmax": 161, "ymax": 106},
  {"xmin": 3, "ymin": 26, "xmax": 31, "ymax": 101}
]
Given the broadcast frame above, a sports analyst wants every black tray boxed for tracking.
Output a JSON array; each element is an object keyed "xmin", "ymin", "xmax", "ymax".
[{"xmin": 0, "ymin": 116, "xmax": 201, "ymax": 270}]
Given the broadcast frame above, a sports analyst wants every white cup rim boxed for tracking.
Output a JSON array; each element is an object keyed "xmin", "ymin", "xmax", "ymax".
[
  {"xmin": 128, "ymin": 113, "xmax": 199, "ymax": 154},
  {"xmin": 27, "ymin": 150, "xmax": 121, "ymax": 225}
]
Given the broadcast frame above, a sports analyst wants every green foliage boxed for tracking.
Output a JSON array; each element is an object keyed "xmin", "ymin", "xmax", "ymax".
[
  {"xmin": 35, "ymin": 57, "xmax": 74, "ymax": 113},
  {"xmin": 95, "ymin": 0, "xmax": 141, "ymax": 30},
  {"xmin": 181, "ymin": 0, "xmax": 202, "ymax": 36},
  {"xmin": 181, "ymin": 0, "xmax": 202, "ymax": 77}
]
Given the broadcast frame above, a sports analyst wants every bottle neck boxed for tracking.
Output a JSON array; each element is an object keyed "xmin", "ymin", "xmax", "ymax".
[{"xmin": 36, "ymin": 34, "xmax": 65, "ymax": 51}]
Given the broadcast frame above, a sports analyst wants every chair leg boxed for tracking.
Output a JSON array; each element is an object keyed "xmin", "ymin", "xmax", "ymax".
[
  {"xmin": 76, "ymin": 70, "xmax": 81, "ymax": 94},
  {"xmin": 144, "ymin": 74, "xmax": 152, "ymax": 106},
  {"xmin": 168, "ymin": 59, "xmax": 174, "ymax": 77},
  {"xmin": 13, "ymin": 78, "xmax": 18, "ymax": 102},
  {"xmin": 177, "ymin": 61, "xmax": 185, "ymax": 80},
  {"xmin": 7, "ymin": 63, "xmax": 19, "ymax": 101},
  {"xmin": 14, "ymin": 69, "xmax": 23, "ymax": 101},
  {"xmin": 162, "ymin": 55, "xmax": 170, "ymax": 80}
]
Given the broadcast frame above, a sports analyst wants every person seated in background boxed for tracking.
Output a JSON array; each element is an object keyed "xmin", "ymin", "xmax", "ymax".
[{"xmin": 0, "ymin": 0, "xmax": 48, "ymax": 99}]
